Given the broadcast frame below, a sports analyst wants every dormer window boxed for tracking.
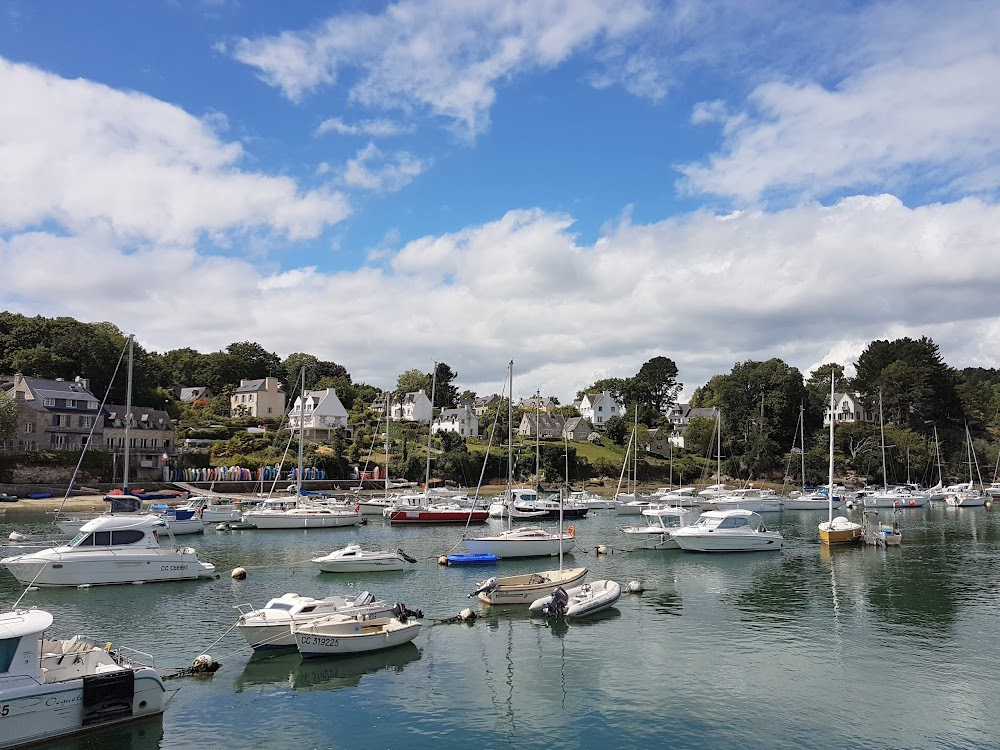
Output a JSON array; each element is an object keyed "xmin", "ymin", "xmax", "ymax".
[{"xmin": 43, "ymin": 398, "xmax": 55, "ymax": 407}]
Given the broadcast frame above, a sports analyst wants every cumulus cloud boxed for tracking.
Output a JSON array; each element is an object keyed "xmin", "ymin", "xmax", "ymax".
[
  {"xmin": 230, "ymin": 0, "xmax": 654, "ymax": 138},
  {"xmin": 678, "ymin": 2, "xmax": 1000, "ymax": 203},
  {"xmin": 0, "ymin": 58, "xmax": 351, "ymax": 244},
  {"xmin": 341, "ymin": 143, "xmax": 426, "ymax": 192},
  {"xmin": 5, "ymin": 195, "xmax": 1000, "ymax": 400},
  {"xmin": 314, "ymin": 117, "xmax": 412, "ymax": 138}
]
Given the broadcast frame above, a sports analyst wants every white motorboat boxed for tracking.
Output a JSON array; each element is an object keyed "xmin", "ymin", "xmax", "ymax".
[
  {"xmin": 697, "ymin": 483, "xmax": 730, "ymax": 499},
  {"xmin": 671, "ymin": 509, "xmax": 783, "ymax": 553},
  {"xmin": 471, "ymin": 566, "xmax": 589, "ymax": 605},
  {"xmin": 462, "ymin": 525, "xmax": 576, "ymax": 558},
  {"xmin": 649, "ymin": 487, "xmax": 700, "ymax": 507},
  {"xmin": 243, "ymin": 498, "xmax": 363, "ymax": 529},
  {"xmin": 235, "ymin": 591, "xmax": 395, "ymax": 651},
  {"xmin": 56, "ymin": 495, "xmax": 204, "ymax": 536},
  {"xmin": 614, "ymin": 497, "xmax": 651, "ymax": 515},
  {"xmin": 784, "ymin": 490, "xmax": 844, "ymax": 510},
  {"xmin": 294, "ymin": 606, "xmax": 423, "ymax": 659},
  {"xmin": 528, "ymin": 579, "xmax": 622, "ymax": 618},
  {"xmin": 619, "ymin": 506, "xmax": 696, "ymax": 550},
  {"xmin": 177, "ymin": 495, "xmax": 243, "ymax": 522},
  {"xmin": 1, "ymin": 514, "xmax": 216, "ymax": 587},
  {"xmin": 0, "ymin": 608, "xmax": 166, "ymax": 747},
  {"xmin": 311, "ymin": 544, "xmax": 418, "ymax": 573},
  {"xmin": 863, "ymin": 487, "xmax": 929, "ymax": 508},
  {"xmin": 703, "ymin": 489, "xmax": 783, "ymax": 513},
  {"xmin": 568, "ymin": 490, "xmax": 616, "ymax": 510}
]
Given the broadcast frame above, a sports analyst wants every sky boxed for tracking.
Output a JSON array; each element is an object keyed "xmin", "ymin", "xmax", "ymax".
[{"xmin": 2, "ymin": 0, "xmax": 1000, "ymax": 403}]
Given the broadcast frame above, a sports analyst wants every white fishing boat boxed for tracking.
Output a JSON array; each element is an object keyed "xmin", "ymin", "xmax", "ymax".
[
  {"xmin": 55, "ymin": 495, "xmax": 205, "ymax": 536},
  {"xmin": 311, "ymin": 544, "xmax": 417, "ymax": 573},
  {"xmin": 463, "ymin": 525, "xmax": 575, "ymax": 558},
  {"xmin": 243, "ymin": 498, "xmax": 363, "ymax": 529},
  {"xmin": 619, "ymin": 506, "xmax": 695, "ymax": 550},
  {"xmin": 671, "ymin": 509, "xmax": 783, "ymax": 553},
  {"xmin": 235, "ymin": 591, "xmax": 394, "ymax": 651},
  {"xmin": 818, "ymin": 375, "xmax": 863, "ymax": 545},
  {"xmin": 293, "ymin": 607, "xmax": 422, "ymax": 659},
  {"xmin": 1, "ymin": 514, "xmax": 216, "ymax": 587},
  {"xmin": 528, "ymin": 579, "xmax": 622, "ymax": 618},
  {"xmin": 0, "ymin": 608, "xmax": 166, "ymax": 747}
]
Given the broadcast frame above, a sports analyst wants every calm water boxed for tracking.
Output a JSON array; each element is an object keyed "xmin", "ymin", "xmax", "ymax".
[{"xmin": 2, "ymin": 502, "xmax": 999, "ymax": 750}]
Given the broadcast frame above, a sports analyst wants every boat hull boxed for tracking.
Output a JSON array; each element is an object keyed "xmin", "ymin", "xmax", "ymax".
[
  {"xmin": 2, "ymin": 668, "xmax": 165, "ymax": 749},
  {"xmin": 818, "ymin": 524, "xmax": 864, "ymax": 545},
  {"xmin": 388, "ymin": 509, "xmax": 489, "ymax": 523},
  {"xmin": 2, "ymin": 551, "xmax": 215, "ymax": 587},
  {"xmin": 294, "ymin": 619, "xmax": 421, "ymax": 658},
  {"xmin": 244, "ymin": 512, "xmax": 362, "ymax": 529},
  {"xmin": 476, "ymin": 566, "xmax": 588, "ymax": 605},
  {"xmin": 672, "ymin": 533, "xmax": 783, "ymax": 553},
  {"xmin": 463, "ymin": 535, "xmax": 575, "ymax": 558},
  {"xmin": 313, "ymin": 556, "xmax": 408, "ymax": 573}
]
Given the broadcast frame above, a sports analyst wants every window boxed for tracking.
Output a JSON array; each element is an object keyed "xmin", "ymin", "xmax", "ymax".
[
  {"xmin": 248, "ymin": 394, "xmax": 254, "ymax": 401},
  {"xmin": 111, "ymin": 529, "xmax": 145, "ymax": 545},
  {"xmin": 0, "ymin": 637, "xmax": 19, "ymax": 672},
  {"xmin": 88, "ymin": 401, "xmax": 98, "ymax": 409},
  {"xmin": 52, "ymin": 415, "xmax": 64, "ymax": 427},
  {"xmin": 92, "ymin": 531, "xmax": 112, "ymax": 545},
  {"xmin": 25, "ymin": 423, "xmax": 35, "ymax": 434},
  {"xmin": 43, "ymin": 398, "xmax": 55, "ymax": 407},
  {"xmin": 52, "ymin": 434, "xmax": 66, "ymax": 446},
  {"xmin": 66, "ymin": 399, "xmax": 76, "ymax": 408},
  {"xmin": 164, "ymin": 440, "xmax": 170, "ymax": 449},
  {"xmin": 79, "ymin": 416, "xmax": 92, "ymax": 428},
  {"xmin": 598, "ymin": 406, "xmax": 603, "ymax": 412}
]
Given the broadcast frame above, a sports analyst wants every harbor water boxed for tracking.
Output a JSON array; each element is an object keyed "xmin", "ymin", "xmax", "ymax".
[{"xmin": 2, "ymin": 502, "xmax": 999, "ymax": 750}]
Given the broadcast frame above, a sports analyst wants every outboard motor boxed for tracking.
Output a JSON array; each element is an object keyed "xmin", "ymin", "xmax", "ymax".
[
  {"xmin": 544, "ymin": 586, "xmax": 569, "ymax": 617},
  {"xmin": 469, "ymin": 577, "xmax": 498, "ymax": 598},
  {"xmin": 354, "ymin": 591, "xmax": 375, "ymax": 607},
  {"xmin": 397, "ymin": 548, "xmax": 418, "ymax": 564},
  {"xmin": 391, "ymin": 602, "xmax": 423, "ymax": 623}
]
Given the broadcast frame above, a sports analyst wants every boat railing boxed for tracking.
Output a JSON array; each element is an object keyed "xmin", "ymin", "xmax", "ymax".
[{"xmin": 113, "ymin": 644, "xmax": 157, "ymax": 668}]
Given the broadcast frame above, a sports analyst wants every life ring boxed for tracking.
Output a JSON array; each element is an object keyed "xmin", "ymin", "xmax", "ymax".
[{"xmin": 567, "ymin": 525, "xmax": 575, "ymax": 537}]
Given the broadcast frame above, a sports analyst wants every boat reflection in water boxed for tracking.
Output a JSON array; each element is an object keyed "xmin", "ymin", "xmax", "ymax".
[
  {"xmin": 235, "ymin": 642, "xmax": 421, "ymax": 693},
  {"xmin": 39, "ymin": 715, "xmax": 164, "ymax": 750}
]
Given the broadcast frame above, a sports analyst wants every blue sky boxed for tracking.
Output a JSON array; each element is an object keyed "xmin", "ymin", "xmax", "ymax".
[{"xmin": 2, "ymin": 0, "xmax": 999, "ymax": 402}]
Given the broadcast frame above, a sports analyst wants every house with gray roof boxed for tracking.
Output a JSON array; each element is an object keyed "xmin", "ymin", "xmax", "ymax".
[
  {"xmin": 230, "ymin": 377, "xmax": 285, "ymax": 419},
  {"xmin": 102, "ymin": 404, "xmax": 176, "ymax": 470},
  {"xmin": 517, "ymin": 413, "xmax": 565, "ymax": 438},
  {"xmin": 3, "ymin": 374, "xmax": 103, "ymax": 453},
  {"xmin": 178, "ymin": 386, "xmax": 212, "ymax": 403}
]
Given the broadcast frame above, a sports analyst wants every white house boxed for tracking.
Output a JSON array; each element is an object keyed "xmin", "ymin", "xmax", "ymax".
[
  {"xmin": 575, "ymin": 390, "xmax": 625, "ymax": 430},
  {"xmin": 665, "ymin": 404, "xmax": 719, "ymax": 449},
  {"xmin": 824, "ymin": 393, "xmax": 875, "ymax": 426},
  {"xmin": 391, "ymin": 389, "xmax": 433, "ymax": 423},
  {"xmin": 432, "ymin": 405, "xmax": 480, "ymax": 437},
  {"xmin": 288, "ymin": 388, "xmax": 351, "ymax": 441},
  {"xmin": 231, "ymin": 377, "xmax": 285, "ymax": 419}
]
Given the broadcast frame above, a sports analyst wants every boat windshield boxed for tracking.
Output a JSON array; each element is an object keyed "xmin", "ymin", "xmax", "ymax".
[
  {"xmin": 695, "ymin": 515, "xmax": 724, "ymax": 530},
  {"xmin": 69, "ymin": 530, "xmax": 89, "ymax": 547}
]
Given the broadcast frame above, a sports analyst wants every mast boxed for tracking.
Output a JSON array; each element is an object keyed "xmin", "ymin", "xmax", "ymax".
[
  {"xmin": 123, "ymin": 333, "xmax": 134, "ymax": 492},
  {"xmin": 507, "ymin": 361, "xmax": 514, "ymax": 531},
  {"xmin": 933, "ymin": 423, "xmax": 943, "ymax": 488},
  {"xmin": 799, "ymin": 403, "xmax": 806, "ymax": 491},
  {"xmin": 878, "ymin": 389, "xmax": 888, "ymax": 492},
  {"xmin": 716, "ymin": 409, "xmax": 722, "ymax": 485},
  {"xmin": 534, "ymin": 389, "xmax": 540, "ymax": 491},
  {"xmin": 632, "ymin": 404, "xmax": 639, "ymax": 494},
  {"xmin": 424, "ymin": 362, "xmax": 437, "ymax": 497},
  {"xmin": 828, "ymin": 374, "xmax": 835, "ymax": 525},
  {"xmin": 296, "ymin": 366, "xmax": 305, "ymax": 498},
  {"xmin": 384, "ymin": 391, "xmax": 390, "ymax": 500}
]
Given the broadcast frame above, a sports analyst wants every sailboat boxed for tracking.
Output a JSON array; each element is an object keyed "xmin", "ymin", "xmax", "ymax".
[
  {"xmin": 945, "ymin": 426, "xmax": 987, "ymax": 506},
  {"xmin": 818, "ymin": 375, "xmax": 863, "ymax": 544},
  {"xmin": 462, "ymin": 362, "xmax": 575, "ymax": 558},
  {"xmin": 784, "ymin": 403, "xmax": 844, "ymax": 510},
  {"xmin": 243, "ymin": 367, "xmax": 362, "ymax": 529},
  {"xmin": 471, "ymin": 402, "xmax": 588, "ymax": 604},
  {"xmin": 864, "ymin": 390, "xmax": 928, "ymax": 508},
  {"xmin": 926, "ymin": 424, "xmax": 946, "ymax": 501},
  {"xmin": 614, "ymin": 408, "xmax": 649, "ymax": 515}
]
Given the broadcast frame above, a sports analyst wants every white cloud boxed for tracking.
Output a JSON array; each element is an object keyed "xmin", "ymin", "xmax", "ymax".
[
  {"xmin": 314, "ymin": 117, "xmax": 412, "ymax": 138},
  {"xmin": 231, "ymin": 0, "xmax": 654, "ymax": 138},
  {"xmin": 341, "ymin": 143, "xmax": 426, "ymax": 192},
  {"xmin": 678, "ymin": 3, "xmax": 1000, "ymax": 203},
  {"xmin": 0, "ymin": 57, "xmax": 351, "ymax": 244},
  {"xmin": 5, "ymin": 194, "xmax": 1000, "ymax": 401}
]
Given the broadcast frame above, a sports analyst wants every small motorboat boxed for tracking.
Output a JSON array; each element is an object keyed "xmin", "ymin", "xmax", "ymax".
[
  {"xmin": 447, "ymin": 552, "xmax": 500, "ymax": 566},
  {"xmin": 311, "ymin": 544, "xmax": 417, "ymax": 573},
  {"xmin": 293, "ymin": 603, "xmax": 423, "ymax": 658},
  {"xmin": 235, "ymin": 591, "xmax": 395, "ymax": 650},
  {"xmin": 528, "ymin": 579, "xmax": 622, "ymax": 618},
  {"xmin": 0, "ymin": 608, "xmax": 165, "ymax": 747},
  {"xmin": 471, "ymin": 566, "xmax": 588, "ymax": 605},
  {"xmin": 671, "ymin": 509, "xmax": 783, "ymax": 553}
]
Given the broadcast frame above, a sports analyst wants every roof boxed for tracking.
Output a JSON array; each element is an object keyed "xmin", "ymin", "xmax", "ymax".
[
  {"xmin": 179, "ymin": 387, "xmax": 211, "ymax": 401},
  {"xmin": 234, "ymin": 378, "xmax": 282, "ymax": 393},
  {"xmin": 103, "ymin": 405, "xmax": 173, "ymax": 431},
  {"xmin": 79, "ymin": 514, "xmax": 166, "ymax": 532}
]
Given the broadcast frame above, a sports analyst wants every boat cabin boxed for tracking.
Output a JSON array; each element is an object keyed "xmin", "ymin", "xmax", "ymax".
[
  {"xmin": 693, "ymin": 509, "xmax": 763, "ymax": 531},
  {"xmin": 67, "ymin": 515, "xmax": 165, "ymax": 549}
]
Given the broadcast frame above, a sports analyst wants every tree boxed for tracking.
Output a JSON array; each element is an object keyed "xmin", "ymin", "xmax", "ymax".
[
  {"xmin": 603, "ymin": 415, "xmax": 628, "ymax": 445},
  {"xmin": 0, "ymin": 392, "xmax": 16, "ymax": 440},
  {"xmin": 683, "ymin": 416, "xmax": 717, "ymax": 458},
  {"xmin": 431, "ymin": 362, "xmax": 460, "ymax": 408},
  {"xmin": 632, "ymin": 356, "xmax": 682, "ymax": 414},
  {"xmin": 854, "ymin": 337, "xmax": 964, "ymax": 432},
  {"xmin": 225, "ymin": 342, "xmax": 283, "ymax": 383},
  {"xmin": 396, "ymin": 369, "xmax": 431, "ymax": 396}
]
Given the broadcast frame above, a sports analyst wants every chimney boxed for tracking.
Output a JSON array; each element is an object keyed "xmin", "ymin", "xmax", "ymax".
[{"xmin": 74, "ymin": 375, "xmax": 91, "ymax": 390}]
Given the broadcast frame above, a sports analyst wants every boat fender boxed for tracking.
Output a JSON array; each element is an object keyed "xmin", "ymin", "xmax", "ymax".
[
  {"xmin": 8, "ymin": 531, "xmax": 29, "ymax": 542},
  {"xmin": 438, "ymin": 555, "xmax": 449, "ymax": 566},
  {"xmin": 105, "ymin": 642, "xmax": 113, "ymax": 652},
  {"xmin": 567, "ymin": 525, "xmax": 575, "ymax": 537},
  {"xmin": 231, "ymin": 567, "xmax": 247, "ymax": 580},
  {"xmin": 626, "ymin": 581, "xmax": 644, "ymax": 593}
]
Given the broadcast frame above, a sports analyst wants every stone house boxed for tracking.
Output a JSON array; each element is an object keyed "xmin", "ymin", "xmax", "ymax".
[
  {"xmin": 230, "ymin": 377, "xmax": 285, "ymax": 419},
  {"xmin": 2, "ymin": 375, "xmax": 103, "ymax": 452},
  {"xmin": 562, "ymin": 417, "xmax": 593, "ymax": 442},
  {"xmin": 432, "ymin": 405, "xmax": 480, "ymax": 437},
  {"xmin": 102, "ymin": 404, "xmax": 175, "ymax": 471},
  {"xmin": 516, "ymin": 413, "xmax": 565, "ymax": 438}
]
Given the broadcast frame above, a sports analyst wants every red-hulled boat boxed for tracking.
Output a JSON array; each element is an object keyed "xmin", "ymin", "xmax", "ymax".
[{"xmin": 387, "ymin": 504, "xmax": 489, "ymax": 524}]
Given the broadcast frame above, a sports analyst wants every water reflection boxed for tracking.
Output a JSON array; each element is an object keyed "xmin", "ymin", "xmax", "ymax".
[
  {"xmin": 38, "ymin": 715, "xmax": 164, "ymax": 750},
  {"xmin": 235, "ymin": 642, "xmax": 421, "ymax": 692}
]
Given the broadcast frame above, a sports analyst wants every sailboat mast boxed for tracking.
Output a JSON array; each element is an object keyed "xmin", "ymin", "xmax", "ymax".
[
  {"xmin": 384, "ymin": 392, "xmax": 390, "ymax": 499},
  {"xmin": 799, "ymin": 404, "xmax": 806, "ymax": 491},
  {"xmin": 534, "ymin": 389, "xmax": 540, "ymax": 491},
  {"xmin": 632, "ymin": 404, "xmax": 638, "ymax": 494},
  {"xmin": 507, "ymin": 362, "xmax": 514, "ymax": 532},
  {"xmin": 123, "ymin": 334, "xmax": 133, "ymax": 492},
  {"xmin": 828, "ymin": 374, "xmax": 835, "ymax": 524},
  {"xmin": 878, "ymin": 389, "xmax": 888, "ymax": 492},
  {"xmin": 296, "ymin": 366, "xmax": 305, "ymax": 497},
  {"xmin": 934, "ymin": 424, "xmax": 943, "ymax": 488},
  {"xmin": 425, "ymin": 362, "xmax": 437, "ymax": 496}
]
